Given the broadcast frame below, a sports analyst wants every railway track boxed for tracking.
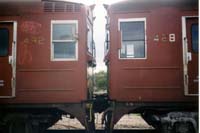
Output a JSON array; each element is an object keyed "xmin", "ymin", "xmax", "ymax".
[{"xmin": 45, "ymin": 129, "xmax": 156, "ymax": 133}]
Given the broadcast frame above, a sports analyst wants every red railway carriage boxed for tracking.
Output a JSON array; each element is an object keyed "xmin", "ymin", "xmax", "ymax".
[
  {"xmin": 103, "ymin": 0, "xmax": 198, "ymax": 132},
  {"xmin": 0, "ymin": 0, "xmax": 95, "ymax": 132}
]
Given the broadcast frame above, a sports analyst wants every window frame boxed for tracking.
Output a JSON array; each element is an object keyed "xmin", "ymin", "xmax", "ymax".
[
  {"xmin": 51, "ymin": 20, "xmax": 78, "ymax": 61},
  {"xmin": 118, "ymin": 18, "xmax": 147, "ymax": 60}
]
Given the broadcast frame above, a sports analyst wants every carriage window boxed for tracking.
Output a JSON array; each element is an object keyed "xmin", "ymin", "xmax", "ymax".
[
  {"xmin": 87, "ymin": 25, "xmax": 93, "ymax": 53},
  {"xmin": 51, "ymin": 21, "xmax": 78, "ymax": 60},
  {"xmin": 119, "ymin": 19, "xmax": 146, "ymax": 58},
  {"xmin": 191, "ymin": 24, "xmax": 198, "ymax": 53},
  {"xmin": 0, "ymin": 28, "xmax": 9, "ymax": 57},
  {"xmin": 105, "ymin": 31, "xmax": 110, "ymax": 53}
]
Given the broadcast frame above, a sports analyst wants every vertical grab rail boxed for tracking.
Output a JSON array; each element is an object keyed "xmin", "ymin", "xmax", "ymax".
[
  {"xmin": 183, "ymin": 37, "xmax": 189, "ymax": 94},
  {"xmin": 184, "ymin": 37, "xmax": 188, "ymax": 65}
]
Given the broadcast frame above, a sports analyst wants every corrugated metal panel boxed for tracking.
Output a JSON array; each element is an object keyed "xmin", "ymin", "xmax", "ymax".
[{"xmin": 43, "ymin": 1, "xmax": 81, "ymax": 12}]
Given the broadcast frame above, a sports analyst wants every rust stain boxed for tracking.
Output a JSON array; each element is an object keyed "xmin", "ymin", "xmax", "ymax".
[
  {"xmin": 21, "ymin": 21, "xmax": 45, "ymax": 46},
  {"xmin": 22, "ymin": 36, "xmax": 45, "ymax": 45},
  {"xmin": 21, "ymin": 21, "xmax": 42, "ymax": 35},
  {"xmin": 19, "ymin": 44, "xmax": 32, "ymax": 65}
]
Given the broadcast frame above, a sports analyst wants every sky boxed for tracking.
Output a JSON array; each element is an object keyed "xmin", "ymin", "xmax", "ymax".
[
  {"xmin": 93, "ymin": 0, "xmax": 107, "ymax": 73},
  {"xmin": 85, "ymin": 0, "xmax": 123, "ymax": 72},
  {"xmin": 76, "ymin": 0, "xmax": 123, "ymax": 72}
]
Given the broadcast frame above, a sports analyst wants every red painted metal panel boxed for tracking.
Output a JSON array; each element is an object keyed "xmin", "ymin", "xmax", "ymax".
[
  {"xmin": 0, "ymin": 2, "xmax": 90, "ymax": 103},
  {"xmin": 107, "ymin": 3, "xmax": 198, "ymax": 102}
]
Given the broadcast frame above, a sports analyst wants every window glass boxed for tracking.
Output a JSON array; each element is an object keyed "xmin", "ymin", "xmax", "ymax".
[
  {"xmin": 0, "ymin": 28, "xmax": 9, "ymax": 56},
  {"xmin": 104, "ymin": 31, "xmax": 110, "ymax": 56},
  {"xmin": 87, "ymin": 26, "xmax": 93, "ymax": 53},
  {"xmin": 120, "ymin": 21, "xmax": 145, "ymax": 58},
  {"xmin": 191, "ymin": 24, "xmax": 198, "ymax": 53},
  {"xmin": 106, "ymin": 32, "xmax": 110, "ymax": 50},
  {"xmin": 54, "ymin": 42, "xmax": 76, "ymax": 59},
  {"xmin": 121, "ymin": 21, "xmax": 144, "ymax": 41},
  {"xmin": 120, "ymin": 41, "xmax": 145, "ymax": 58},
  {"xmin": 53, "ymin": 24, "xmax": 76, "ymax": 40}
]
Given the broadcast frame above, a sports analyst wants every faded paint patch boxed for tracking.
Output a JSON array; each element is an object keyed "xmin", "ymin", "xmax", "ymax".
[{"xmin": 21, "ymin": 21, "xmax": 42, "ymax": 35}]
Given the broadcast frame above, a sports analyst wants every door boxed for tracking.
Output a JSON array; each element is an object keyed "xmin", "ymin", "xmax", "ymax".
[
  {"xmin": 0, "ymin": 23, "xmax": 13, "ymax": 97},
  {"xmin": 186, "ymin": 17, "xmax": 198, "ymax": 95}
]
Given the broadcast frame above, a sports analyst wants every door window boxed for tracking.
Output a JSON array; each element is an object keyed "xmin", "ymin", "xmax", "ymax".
[
  {"xmin": 191, "ymin": 24, "xmax": 198, "ymax": 53},
  {"xmin": 0, "ymin": 28, "xmax": 9, "ymax": 56}
]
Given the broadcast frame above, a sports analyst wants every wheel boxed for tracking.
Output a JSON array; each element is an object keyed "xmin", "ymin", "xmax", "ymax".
[
  {"xmin": 161, "ymin": 123, "xmax": 173, "ymax": 133},
  {"xmin": 104, "ymin": 111, "xmax": 113, "ymax": 133},
  {"xmin": 85, "ymin": 109, "xmax": 95, "ymax": 133},
  {"xmin": 8, "ymin": 119, "xmax": 33, "ymax": 133},
  {"xmin": 173, "ymin": 122, "xmax": 195, "ymax": 133}
]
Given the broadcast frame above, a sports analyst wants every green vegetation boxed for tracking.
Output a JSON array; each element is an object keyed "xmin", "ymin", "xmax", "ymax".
[{"xmin": 95, "ymin": 71, "xmax": 107, "ymax": 92}]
